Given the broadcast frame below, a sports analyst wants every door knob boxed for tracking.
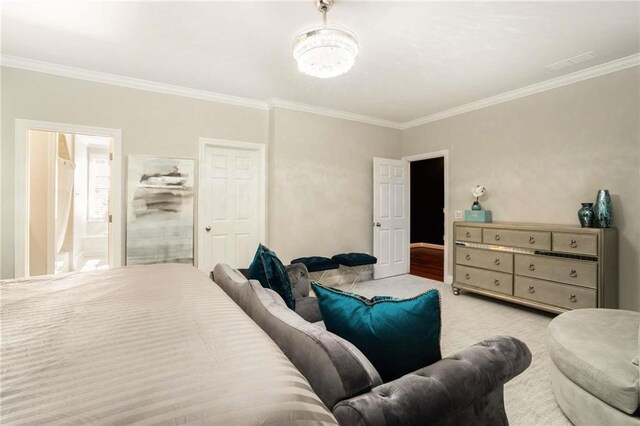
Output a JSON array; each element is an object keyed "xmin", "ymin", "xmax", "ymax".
[
  {"xmin": 205, "ymin": 226, "xmax": 211, "ymax": 232},
  {"xmin": 374, "ymin": 222, "xmax": 381, "ymax": 227}
]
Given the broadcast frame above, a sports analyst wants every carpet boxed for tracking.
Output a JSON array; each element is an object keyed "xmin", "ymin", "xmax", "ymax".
[{"xmin": 336, "ymin": 273, "xmax": 571, "ymax": 426}]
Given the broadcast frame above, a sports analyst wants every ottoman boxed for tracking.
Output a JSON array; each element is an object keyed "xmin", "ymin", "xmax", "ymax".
[
  {"xmin": 548, "ymin": 309, "xmax": 640, "ymax": 425},
  {"xmin": 291, "ymin": 256, "xmax": 340, "ymax": 284},
  {"xmin": 332, "ymin": 253, "xmax": 377, "ymax": 288}
]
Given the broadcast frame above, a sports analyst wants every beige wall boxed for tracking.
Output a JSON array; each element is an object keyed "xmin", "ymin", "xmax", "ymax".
[
  {"xmin": 402, "ymin": 66, "xmax": 640, "ymax": 311},
  {"xmin": 268, "ymin": 108, "xmax": 402, "ymax": 263},
  {"xmin": 1, "ymin": 67, "xmax": 400, "ymax": 277},
  {"xmin": 3, "ymin": 65, "xmax": 638, "ymax": 312},
  {"xmin": 1, "ymin": 67, "xmax": 269, "ymax": 278}
]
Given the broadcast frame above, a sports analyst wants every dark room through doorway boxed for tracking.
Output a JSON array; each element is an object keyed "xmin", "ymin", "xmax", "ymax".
[{"xmin": 409, "ymin": 157, "xmax": 445, "ymax": 281}]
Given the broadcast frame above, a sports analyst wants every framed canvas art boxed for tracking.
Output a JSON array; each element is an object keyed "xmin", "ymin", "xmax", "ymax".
[{"xmin": 126, "ymin": 155, "xmax": 194, "ymax": 265}]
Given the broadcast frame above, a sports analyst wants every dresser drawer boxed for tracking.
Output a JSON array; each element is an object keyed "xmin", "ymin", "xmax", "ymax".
[
  {"xmin": 514, "ymin": 276, "xmax": 597, "ymax": 310},
  {"xmin": 456, "ymin": 247, "xmax": 513, "ymax": 273},
  {"xmin": 455, "ymin": 226, "xmax": 482, "ymax": 243},
  {"xmin": 552, "ymin": 233, "xmax": 598, "ymax": 256},
  {"xmin": 482, "ymin": 228, "xmax": 551, "ymax": 250},
  {"xmin": 455, "ymin": 265, "xmax": 513, "ymax": 295},
  {"xmin": 514, "ymin": 254, "xmax": 597, "ymax": 288}
]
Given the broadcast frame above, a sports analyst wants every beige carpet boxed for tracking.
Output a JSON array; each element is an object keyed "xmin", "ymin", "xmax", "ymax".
[{"xmin": 334, "ymin": 274, "xmax": 571, "ymax": 426}]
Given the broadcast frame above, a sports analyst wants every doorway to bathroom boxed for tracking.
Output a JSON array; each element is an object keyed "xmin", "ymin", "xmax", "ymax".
[{"xmin": 15, "ymin": 120, "xmax": 123, "ymax": 278}]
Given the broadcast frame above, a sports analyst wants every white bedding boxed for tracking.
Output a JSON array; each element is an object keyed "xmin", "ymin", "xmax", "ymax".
[{"xmin": 0, "ymin": 264, "xmax": 337, "ymax": 425}]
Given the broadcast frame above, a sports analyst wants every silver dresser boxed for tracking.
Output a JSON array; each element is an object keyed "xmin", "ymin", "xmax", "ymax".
[{"xmin": 453, "ymin": 221, "xmax": 618, "ymax": 314}]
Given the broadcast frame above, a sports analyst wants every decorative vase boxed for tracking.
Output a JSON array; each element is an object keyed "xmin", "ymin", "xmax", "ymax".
[
  {"xmin": 593, "ymin": 189, "xmax": 613, "ymax": 228},
  {"xmin": 577, "ymin": 203, "xmax": 595, "ymax": 228},
  {"xmin": 471, "ymin": 201, "xmax": 482, "ymax": 211}
]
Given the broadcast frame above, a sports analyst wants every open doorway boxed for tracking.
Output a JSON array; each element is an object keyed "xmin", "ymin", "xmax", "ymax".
[
  {"xmin": 406, "ymin": 153, "xmax": 447, "ymax": 282},
  {"xmin": 24, "ymin": 130, "xmax": 113, "ymax": 277}
]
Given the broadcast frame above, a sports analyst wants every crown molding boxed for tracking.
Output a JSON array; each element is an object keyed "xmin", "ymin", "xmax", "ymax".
[
  {"xmin": 401, "ymin": 53, "xmax": 640, "ymax": 129},
  {"xmin": 267, "ymin": 98, "xmax": 404, "ymax": 129},
  {"xmin": 0, "ymin": 55, "xmax": 269, "ymax": 111},
  {"xmin": 2, "ymin": 53, "xmax": 638, "ymax": 131}
]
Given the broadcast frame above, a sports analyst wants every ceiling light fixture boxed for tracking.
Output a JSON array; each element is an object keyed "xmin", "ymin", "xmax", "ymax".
[{"xmin": 292, "ymin": 0, "xmax": 359, "ymax": 79}]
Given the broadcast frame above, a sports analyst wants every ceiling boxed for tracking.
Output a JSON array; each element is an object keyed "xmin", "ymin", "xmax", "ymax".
[{"xmin": 2, "ymin": 1, "xmax": 639, "ymax": 123}]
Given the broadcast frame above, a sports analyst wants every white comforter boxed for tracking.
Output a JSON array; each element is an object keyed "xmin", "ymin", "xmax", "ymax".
[{"xmin": 0, "ymin": 264, "xmax": 336, "ymax": 425}]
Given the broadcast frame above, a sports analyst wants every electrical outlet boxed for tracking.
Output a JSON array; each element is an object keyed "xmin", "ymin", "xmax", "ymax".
[{"xmin": 454, "ymin": 210, "xmax": 463, "ymax": 219}]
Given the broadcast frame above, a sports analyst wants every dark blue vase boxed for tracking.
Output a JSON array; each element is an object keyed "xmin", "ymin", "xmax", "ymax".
[
  {"xmin": 577, "ymin": 203, "xmax": 595, "ymax": 228},
  {"xmin": 594, "ymin": 190, "xmax": 613, "ymax": 228}
]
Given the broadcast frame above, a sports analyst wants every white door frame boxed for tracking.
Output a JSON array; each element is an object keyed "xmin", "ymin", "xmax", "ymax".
[
  {"xmin": 14, "ymin": 119, "xmax": 123, "ymax": 278},
  {"xmin": 197, "ymin": 138, "xmax": 267, "ymax": 270},
  {"xmin": 403, "ymin": 150, "xmax": 451, "ymax": 284}
]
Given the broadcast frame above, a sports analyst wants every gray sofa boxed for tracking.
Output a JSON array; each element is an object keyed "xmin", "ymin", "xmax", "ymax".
[
  {"xmin": 548, "ymin": 308, "xmax": 640, "ymax": 425},
  {"xmin": 213, "ymin": 263, "xmax": 532, "ymax": 425}
]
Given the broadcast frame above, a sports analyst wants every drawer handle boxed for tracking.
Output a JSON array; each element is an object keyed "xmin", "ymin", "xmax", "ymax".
[
  {"xmin": 569, "ymin": 239, "xmax": 578, "ymax": 248},
  {"xmin": 529, "ymin": 236, "xmax": 536, "ymax": 244},
  {"xmin": 465, "ymin": 231, "xmax": 471, "ymax": 238},
  {"xmin": 494, "ymin": 234, "xmax": 501, "ymax": 241},
  {"xmin": 465, "ymin": 254, "xmax": 471, "ymax": 261},
  {"xmin": 493, "ymin": 279, "xmax": 500, "ymax": 286},
  {"xmin": 465, "ymin": 273, "xmax": 470, "ymax": 280},
  {"xmin": 569, "ymin": 294, "xmax": 577, "ymax": 303},
  {"xmin": 569, "ymin": 269, "xmax": 578, "ymax": 278},
  {"xmin": 494, "ymin": 258, "xmax": 500, "ymax": 266},
  {"xmin": 528, "ymin": 263, "xmax": 535, "ymax": 271},
  {"xmin": 528, "ymin": 285, "xmax": 535, "ymax": 294}
]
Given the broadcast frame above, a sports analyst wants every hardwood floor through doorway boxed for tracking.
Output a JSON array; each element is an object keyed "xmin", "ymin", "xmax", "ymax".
[{"xmin": 410, "ymin": 247, "xmax": 444, "ymax": 282}]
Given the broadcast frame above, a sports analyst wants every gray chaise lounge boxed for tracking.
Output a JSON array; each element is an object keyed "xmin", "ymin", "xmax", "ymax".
[{"xmin": 213, "ymin": 263, "xmax": 532, "ymax": 425}]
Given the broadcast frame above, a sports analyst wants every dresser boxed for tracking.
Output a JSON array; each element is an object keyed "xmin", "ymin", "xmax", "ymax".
[{"xmin": 453, "ymin": 221, "xmax": 618, "ymax": 314}]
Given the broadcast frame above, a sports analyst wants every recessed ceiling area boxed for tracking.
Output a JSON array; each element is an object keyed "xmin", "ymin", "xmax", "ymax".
[{"xmin": 2, "ymin": 1, "xmax": 638, "ymax": 122}]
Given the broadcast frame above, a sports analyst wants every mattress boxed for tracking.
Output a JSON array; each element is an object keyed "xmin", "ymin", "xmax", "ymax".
[{"xmin": 0, "ymin": 264, "xmax": 337, "ymax": 425}]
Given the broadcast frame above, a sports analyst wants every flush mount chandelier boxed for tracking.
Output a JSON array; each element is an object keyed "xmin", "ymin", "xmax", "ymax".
[{"xmin": 292, "ymin": 0, "xmax": 359, "ymax": 78}]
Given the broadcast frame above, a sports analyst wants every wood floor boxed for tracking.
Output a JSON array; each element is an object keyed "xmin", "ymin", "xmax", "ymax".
[{"xmin": 410, "ymin": 247, "xmax": 444, "ymax": 282}]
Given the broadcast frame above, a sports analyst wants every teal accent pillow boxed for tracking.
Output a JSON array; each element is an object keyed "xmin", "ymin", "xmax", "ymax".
[
  {"xmin": 311, "ymin": 283, "xmax": 441, "ymax": 382},
  {"xmin": 248, "ymin": 244, "xmax": 271, "ymax": 288},
  {"xmin": 248, "ymin": 244, "xmax": 296, "ymax": 310}
]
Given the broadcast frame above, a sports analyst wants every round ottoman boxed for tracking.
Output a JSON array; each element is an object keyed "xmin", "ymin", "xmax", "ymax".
[{"xmin": 548, "ymin": 309, "xmax": 640, "ymax": 425}]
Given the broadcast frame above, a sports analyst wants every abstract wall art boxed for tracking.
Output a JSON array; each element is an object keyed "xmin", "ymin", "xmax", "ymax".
[{"xmin": 126, "ymin": 156, "xmax": 194, "ymax": 265}]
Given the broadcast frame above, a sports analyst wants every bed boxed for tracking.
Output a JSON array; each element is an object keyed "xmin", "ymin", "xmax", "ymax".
[{"xmin": 0, "ymin": 264, "xmax": 337, "ymax": 425}]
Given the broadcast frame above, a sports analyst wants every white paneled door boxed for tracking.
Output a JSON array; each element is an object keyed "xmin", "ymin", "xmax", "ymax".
[
  {"xmin": 373, "ymin": 157, "xmax": 409, "ymax": 279},
  {"xmin": 198, "ymin": 141, "xmax": 264, "ymax": 273}
]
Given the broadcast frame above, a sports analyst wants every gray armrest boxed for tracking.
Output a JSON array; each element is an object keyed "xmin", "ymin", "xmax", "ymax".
[
  {"xmin": 333, "ymin": 335, "xmax": 532, "ymax": 426},
  {"xmin": 286, "ymin": 263, "xmax": 310, "ymax": 298}
]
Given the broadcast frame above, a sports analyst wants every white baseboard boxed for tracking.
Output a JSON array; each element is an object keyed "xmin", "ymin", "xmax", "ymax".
[{"xmin": 410, "ymin": 243, "xmax": 444, "ymax": 250}]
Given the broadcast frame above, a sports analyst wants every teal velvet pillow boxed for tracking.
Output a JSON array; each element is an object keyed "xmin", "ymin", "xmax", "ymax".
[
  {"xmin": 248, "ymin": 244, "xmax": 271, "ymax": 288},
  {"xmin": 248, "ymin": 244, "xmax": 296, "ymax": 310},
  {"xmin": 311, "ymin": 283, "xmax": 441, "ymax": 382}
]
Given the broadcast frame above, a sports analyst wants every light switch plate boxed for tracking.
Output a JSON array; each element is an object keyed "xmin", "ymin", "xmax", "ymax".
[{"xmin": 454, "ymin": 210, "xmax": 463, "ymax": 219}]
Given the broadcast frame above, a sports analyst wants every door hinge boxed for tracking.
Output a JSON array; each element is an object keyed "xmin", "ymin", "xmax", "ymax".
[
  {"xmin": 109, "ymin": 153, "xmax": 113, "ymax": 161},
  {"xmin": 109, "ymin": 214, "xmax": 113, "ymax": 223}
]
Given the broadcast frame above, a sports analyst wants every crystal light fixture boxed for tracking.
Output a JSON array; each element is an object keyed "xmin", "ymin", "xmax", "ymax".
[{"xmin": 292, "ymin": 0, "xmax": 359, "ymax": 78}]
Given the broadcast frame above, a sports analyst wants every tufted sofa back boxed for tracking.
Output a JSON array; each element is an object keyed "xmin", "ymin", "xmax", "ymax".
[{"xmin": 212, "ymin": 263, "xmax": 383, "ymax": 409}]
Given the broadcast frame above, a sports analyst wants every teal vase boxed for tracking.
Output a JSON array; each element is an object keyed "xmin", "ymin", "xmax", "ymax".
[
  {"xmin": 577, "ymin": 203, "xmax": 595, "ymax": 228},
  {"xmin": 593, "ymin": 190, "xmax": 613, "ymax": 228}
]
